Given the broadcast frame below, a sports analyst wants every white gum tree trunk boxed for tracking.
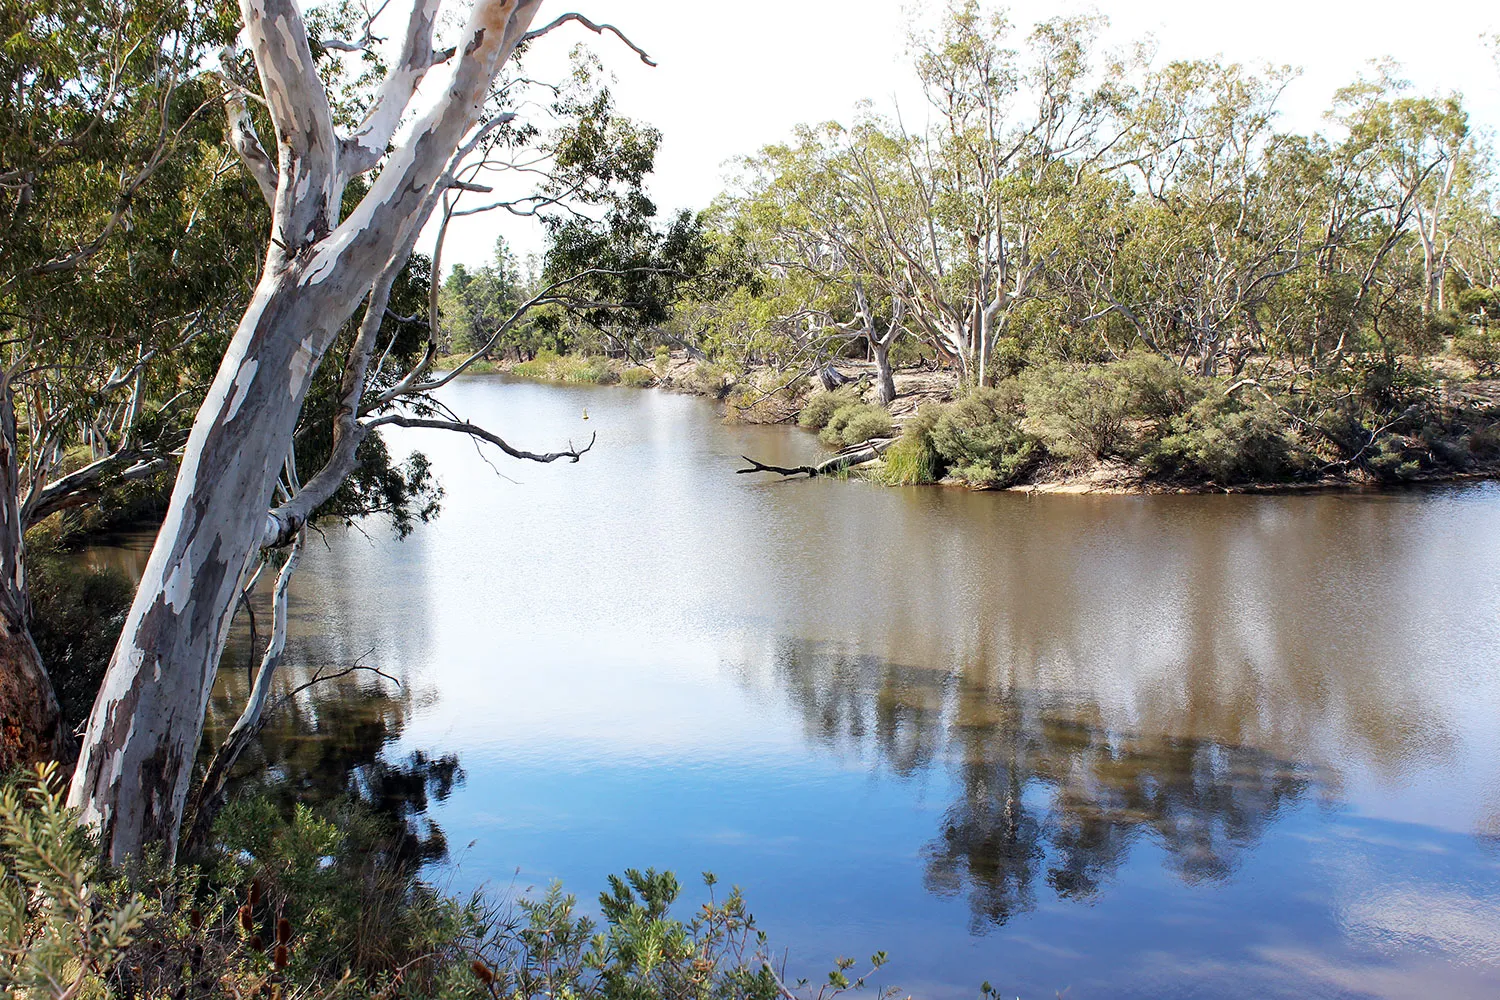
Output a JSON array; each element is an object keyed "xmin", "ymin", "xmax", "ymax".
[{"xmin": 69, "ymin": 0, "xmax": 545, "ymax": 862}]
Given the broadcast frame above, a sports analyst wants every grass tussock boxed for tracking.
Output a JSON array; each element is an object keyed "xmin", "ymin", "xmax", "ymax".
[{"xmin": 512, "ymin": 351, "xmax": 619, "ymax": 384}]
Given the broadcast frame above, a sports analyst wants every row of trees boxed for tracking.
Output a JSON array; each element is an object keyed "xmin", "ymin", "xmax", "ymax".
[{"xmin": 699, "ymin": 2, "xmax": 1500, "ymax": 404}]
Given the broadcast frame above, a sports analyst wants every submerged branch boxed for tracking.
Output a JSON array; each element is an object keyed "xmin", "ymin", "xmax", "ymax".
[{"xmin": 737, "ymin": 438, "xmax": 895, "ymax": 478}]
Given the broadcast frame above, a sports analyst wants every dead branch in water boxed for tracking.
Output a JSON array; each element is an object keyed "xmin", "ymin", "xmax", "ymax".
[{"xmin": 737, "ymin": 438, "xmax": 895, "ymax": 478}]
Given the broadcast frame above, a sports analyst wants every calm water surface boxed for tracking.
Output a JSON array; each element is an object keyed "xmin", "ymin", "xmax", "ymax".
[{"xmin": 111, "ymin": 375, "xmax": 1500, "ymax": 998}]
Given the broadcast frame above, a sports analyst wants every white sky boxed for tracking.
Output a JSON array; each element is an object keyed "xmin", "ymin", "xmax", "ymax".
[{"xmin": 422, "ymin": 0, "xmax": 1500, "ymax": 273}]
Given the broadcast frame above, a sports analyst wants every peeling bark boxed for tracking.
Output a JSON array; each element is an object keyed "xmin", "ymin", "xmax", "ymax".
[
  {"xmin": 181, "ymin": 531, "xmax": 302, "ymax": 856},
  {"xmin": 69, "ymin": 0, "xmax": 546, "ymax": 862}
]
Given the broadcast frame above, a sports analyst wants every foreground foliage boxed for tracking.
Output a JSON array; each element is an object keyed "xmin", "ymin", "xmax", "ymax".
[{"xmin": 0, "ymin": 769, "xmax": 904, "ymax": 1000}]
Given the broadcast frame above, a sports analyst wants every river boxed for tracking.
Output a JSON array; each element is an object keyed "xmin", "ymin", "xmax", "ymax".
[{"xmin": 93, "ymin": 374, "xmax": 1500, "ymax": 999}]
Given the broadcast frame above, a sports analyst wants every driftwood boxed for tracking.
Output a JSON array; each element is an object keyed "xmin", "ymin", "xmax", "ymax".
[
  {"xmin": 737, "ymin": 437, "xmax": 895, "ymax": 478},
  {"xmin": 817, "ymin": 361, "xmax": 853, "ymax": 391}
]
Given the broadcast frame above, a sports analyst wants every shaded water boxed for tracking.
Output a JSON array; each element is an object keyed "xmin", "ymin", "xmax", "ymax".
[{"xmin": 103, "ymin": 376, "xmax": 1500, "ymax": 998}]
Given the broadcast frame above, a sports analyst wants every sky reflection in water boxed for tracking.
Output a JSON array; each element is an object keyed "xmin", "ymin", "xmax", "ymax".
[{"xmin": 178, "ymin": 376, "xmax": 1500, "ymax": 999}]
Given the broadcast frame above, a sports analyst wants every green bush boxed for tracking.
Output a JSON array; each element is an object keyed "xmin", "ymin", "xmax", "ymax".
[
  {"xmin": 0, "ymin": 765, "xmax": 146, "ymax": 998},
  {"xmin": 725, "ymin": 372, "xmax": 805, "ymax": 424},
  {"xmin": 928, "ymin": 385, "xmax": 1039, "ymax": 487},
  {"xmin": 1142, "ymin": 391, "xmax": 1308, "ymax": 484},
  {"xmin": 797, "ymin": 387, "xmax": 861, "ymax": 430},
  {"xmin": 1020, "ymin": 364, "xmax": 1133, "ymax": 460},
  {"xmin": 820, "ymin": 403, "xmax": 893, "ymax": 448},
  {"xmin": 0, "ymin": 770, "xmax": 899, "ymax": 1000},
  {"xmin": 1112, "ymin": 353, "xmax": 1205, "ymax": 420},
  {"xmin": 1456, "ymin": 286, "xmax": 1500, "ymax": 323},
  {"xmin": 1454, "ymin": 327, "xmax": 1500, "ymax": 376},
  {"xmin": 687, "ymin": 361, "xmax": 738, "ymax": 398},
  {"xmin": 620, "ymin": 366, "xmax": 656, "ymax": 388},
  {"xmin": 872, "ymin": 432, "xmax": 941, "ymax": 486},
  {"xmin": 989, "ymin": 338, "xmax": 1026, "ymax": 379}
]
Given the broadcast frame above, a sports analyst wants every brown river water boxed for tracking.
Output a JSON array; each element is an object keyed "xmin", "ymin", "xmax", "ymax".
[{"xmin": 86, "ymin": 375, "xmax": 1500, "ymax": 999}]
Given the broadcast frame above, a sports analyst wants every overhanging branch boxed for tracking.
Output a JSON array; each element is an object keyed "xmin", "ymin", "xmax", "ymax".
[
  {"xmin": 364, "ymin": 414, "xmax": 596, "ymax": 464},
  {"xmin": 522, "ymin": 12, "xmax": 657, "ymax": 66}
]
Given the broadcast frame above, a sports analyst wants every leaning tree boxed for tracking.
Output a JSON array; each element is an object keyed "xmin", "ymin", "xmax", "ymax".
[{"xmin": 68, "ymin": 0, "xmax": 650, "ymax": 861}]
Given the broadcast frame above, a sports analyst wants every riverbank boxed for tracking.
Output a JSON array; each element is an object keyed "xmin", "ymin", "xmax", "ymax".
[{"xmin": 459, "ymin": 351, "xmax": 1500, "ymax": 495}]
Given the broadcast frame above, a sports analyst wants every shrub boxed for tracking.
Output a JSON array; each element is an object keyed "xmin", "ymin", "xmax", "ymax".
[
  {"xmin": 872, "ymin": 433, "xmax": 941, "ymax": 486},
  {"xmin": 989, "ymin": 338, "xmax": 1026, "ymax": 379},
  {"xmin": 820, "ymin": 403, "xmax": 893, "ymax": 448},
  {"xmin": 687, "ymin": 361, "xmax": 738, "ymax": 398},
  {"xmin": 620, "ymin": 366, "xmax": 656, "ymax": 388},
  {"xmin": 1456, "ymin": 286, "xmax": 1500, "ymax": 323},
  {"xmin": 1454, "ymin": 327, "xmax": 1500, "ymax": 376},
  {"xmin": 797, "ymin": 387, "xmax": 861, "ymax": 431},
  {"xmin": 928, "ymin": 385, "xmax": 1039, "ymax": 487},
  {"xmin": 563, "ymin": 356, "xmax": 618, "ymax": 384},
  {"xmin": 0, "ymin": 771, "xmax": 897, "ymax": 1000},
  {"xmin": 1111, "ymin": 353, "xmax": 1205, "ymax": 420},
  {"xmin": 0, "ymin": 765, "xmax": 146, "ymax": 998},
  {"xmin": 1142, "ymin": 391, "xmax": 1308, "ymax": 484},
  {"xmin": 654, "ymin": 345, "xmax": 673, "ymax": 372},
  {"xmin": 1020, "ymin": 364, "xmax": 1133, "ymax": 460}
]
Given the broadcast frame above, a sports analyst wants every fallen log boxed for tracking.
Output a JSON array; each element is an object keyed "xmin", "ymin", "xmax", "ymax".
[
  {"xmin": 818, "ymin": 361, "xmax": 853, "ymax": 391},
  {"xmin": 737, "ymin": 437, "xmax": 895, "ymax": 478}
]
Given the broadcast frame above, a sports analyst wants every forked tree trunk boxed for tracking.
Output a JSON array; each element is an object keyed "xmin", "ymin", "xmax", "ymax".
[
  {"xmin": 0, "ymin": 379, "xmax": 66, "ymax": 771},
  {"xmin": 69, "ymin": 0, "xmax": 546, "ymax": 862}
]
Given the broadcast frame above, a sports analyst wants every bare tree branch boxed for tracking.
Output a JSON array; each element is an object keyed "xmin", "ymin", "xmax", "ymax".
[{"xmin": 521, "ymin": 12, "xmax": 657, "ymax": 66}]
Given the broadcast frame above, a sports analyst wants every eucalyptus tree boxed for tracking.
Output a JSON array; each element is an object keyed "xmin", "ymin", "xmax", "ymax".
[
  {"xmin": 1087, "ymin": 60, "xmax": 1321, "ymax": 376},
  {"xmin": 728, "ymin": 123, "xmax": 911, "ymax": 403},
  {"xmin": 1326, "ymin": 66, "xmax": 1473, "ymax": 326},
  {"xmin": 439, "ymin": 239, "xmax": 525, "ymax": 356},
  {"xmin": 67, "ymin": 0, "xmax": 655, "ymax": 861},
  {"xmin": 858, "ymin": 3, "xmax": 1128, "ymax": 385}
]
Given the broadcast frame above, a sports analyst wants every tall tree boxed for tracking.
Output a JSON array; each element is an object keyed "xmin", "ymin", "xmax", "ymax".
[{"xmin": 67, "ymin": 0, "xmax": 654, "ymax": 861}]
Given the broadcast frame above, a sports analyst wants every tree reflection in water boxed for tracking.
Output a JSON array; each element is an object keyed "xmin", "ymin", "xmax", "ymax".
[
  {"xmin": 202, "ymin": 671, "xmax": 463, "ymax": 869},
  {"xmin": 764, "ymin": 639, "xmax": 1313, "ymax": 932}
]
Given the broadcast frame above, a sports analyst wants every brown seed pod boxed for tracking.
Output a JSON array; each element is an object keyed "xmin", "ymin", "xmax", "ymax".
[
  {"xmin": 238, "ymin": 904, "xmax": 253, "ymax": 933},
  {"xmin": 188, "ymin": 908, "xmax": 203, "ymax": 930},
  {"xmin": 275, "ymin": 916, "xmax": 291, "ymax": 946},
  {"xmin": 470, "ymin": 960, "xmax": 495, "ymax": 985},
  {"xmin": 273, "ymin": 944, "xmax": 288, "ymax": 970},
  {"xmin": 248, "ymin": 879, "xmax": 263, "ymax": 908},
  {"xmin": 249, "ymin": 934, "xmax": 265, "ymax": 952}
]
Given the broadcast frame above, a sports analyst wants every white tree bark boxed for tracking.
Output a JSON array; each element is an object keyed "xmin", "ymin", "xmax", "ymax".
[{"xmin": 69, "ymin": 0, "xmax": 547, "ymax": 862}]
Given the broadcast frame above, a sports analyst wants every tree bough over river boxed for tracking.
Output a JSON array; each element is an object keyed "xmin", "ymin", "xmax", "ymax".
[{"xmin": 93, "ymin": 376, "xmax": 1500, "ymax": 999}]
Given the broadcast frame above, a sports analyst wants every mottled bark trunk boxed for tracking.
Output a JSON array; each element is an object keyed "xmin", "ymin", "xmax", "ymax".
[
  {"xmin": 871, "ymin": 339, "xmax": 896, "ymax": 406},
  {"xmin": 68, "ymin": 279, "xmax": 335, "ymax": 861},
  {"xmin": 181, "ymin": 531, "xmax": 303, "ymax": 858},
  {"xmin": 0, "ymin": 381, "xmax": 66, "ymax": 770},
  {"xmin": 67, "ymin": 0, "xmax": 544, "ymax": 863}
]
